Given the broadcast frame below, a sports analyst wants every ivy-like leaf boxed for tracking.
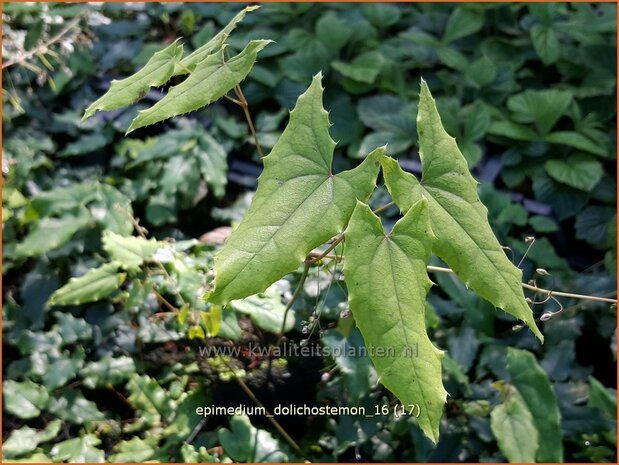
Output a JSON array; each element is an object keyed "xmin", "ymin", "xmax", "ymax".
[
  {"xmin": 127, "ymin": 40, "xmax": 271, "ymax": 133},
  {"xmin": 102, "ymin": 230, "xmax": 162, "ymax": 271},
  {"xmin": 14, "ymin": 214, "xmax": 91, "ymax": 259},
  {"xmin": 3, "ymin": 379, "xmax": 49, "ymax": 419},
  {"xmin": 3, "ymin": 420, "xmax": 62, "ymax": 459},
  {"xmin": 48, "ymin": 263, "xmax": 126, "ymax": 307},
  {"xmin": 82, "ymin": 40, "xmax": 184, "ymax": 120},
  {"xmin": 490, "ymin": 386, "xmax": 539, "ymax": 463},
  {"xmin": 207, "ymin": 74, "xmax": 384, "ymax": 304},
  {"xmin": 507, "ymin": 348, "xmax": 563, "ymax": 462},
  {"xmin": 219, "ymin": 415, "xmax": 291, "ymax": 462},
  {"xmin": 174, "ymin": 5, "xmax": 260, "ymax": 75},
  {"xmin": 382, "ymin": 80, "xmax": 542, "ymax": 341},
  {"xmin": 344, "ymin": 198, "xmax": 447, "ymax": 443}
]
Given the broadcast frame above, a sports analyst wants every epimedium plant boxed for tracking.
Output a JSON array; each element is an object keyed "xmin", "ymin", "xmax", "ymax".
[{"xmin": 69, "ymin": 6, "xmax": 550, "ymax": 444}]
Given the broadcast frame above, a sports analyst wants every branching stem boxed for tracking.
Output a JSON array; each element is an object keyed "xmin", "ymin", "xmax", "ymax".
[
  {"xmin": 276, "ymin": 260, "xmax": 311, "ymax": 345},
  {"xmin": 220, "ymin": 358, "xmax": 304, "ymax": 457},
  {"xmin": 233, "ymin": 84, "xmax": 265, "ymax": 158},
  {"xmin": 3, "ymin": 15, "xmax": 83, "ymax": 70}
]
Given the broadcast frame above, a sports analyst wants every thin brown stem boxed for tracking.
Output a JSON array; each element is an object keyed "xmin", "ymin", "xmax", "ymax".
[
  {"xmin": 308, "ymin": 202, "xmax": 391, "ymax": 265},
  {"xmin": 521, "ymin": 282, "xmax": 617, "ymax": 304},
  {"xmin": 310, "ymin": 234, "xmax": 345, "ymax": 264},
  {"xmin": 276, "ymin": 261, "xmax": 311, "ymax": 345},
  {"xmin": 220, "ymin": 358, "xmax": 304, "ymax": 457},
  {"xmin": 427, "ymin": 265, "xmax": 617, "ymax": 304},
  {"xmin": 153, "ymin": 291, "xmax": 179, "ymax": 313},
  {"xmin": 372, "ymin": 200, "xmax": 395, "ymax": 214},
  {"xmin": 3, "ymin": 15, "xmax": 83, "ymax": 70},
  {"xmin": 223, "ymin": 94, "xmax": 243, "ymax": 106},
  {"xmin": 233, "ymin": 84, "xmax": 265, "ymax": 158},
  {"xmin": 128, "ymin": 213, "xmax": 187, "ymax": 307}
]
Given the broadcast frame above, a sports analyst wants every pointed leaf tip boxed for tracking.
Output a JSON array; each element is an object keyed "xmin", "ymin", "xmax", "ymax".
[
  {"xmin": 127, "ymin": 40, "xmax": 270, "ymax": 132},
  {"xmin": 384, "ymin": 84, "xmax": 543, "ymax": 341},
  {"xmin": 208, "ymin": 79, "xmax": 381, "ymax": 304},
  {"xmin": 345, "ymin": 198, "xmax": 447, "ymax": 443}
]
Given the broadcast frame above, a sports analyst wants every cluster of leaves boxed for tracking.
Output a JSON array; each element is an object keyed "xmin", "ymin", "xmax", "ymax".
[{"xmin": 3, "ymin": 3, "xmax": 616, "ymax": 463}]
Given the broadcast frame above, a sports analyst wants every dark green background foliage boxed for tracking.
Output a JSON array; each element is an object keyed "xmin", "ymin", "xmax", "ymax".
[{"xmin": 3, "ymin": 2, "xmax": 617, "ymax": 462}]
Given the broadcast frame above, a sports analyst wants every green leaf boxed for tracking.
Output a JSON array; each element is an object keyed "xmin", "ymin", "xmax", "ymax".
[
  {"xmin": 108, "ymin": 437, "xmax": 157, "ymax": 463},
  {"xmin": 544, "ymin": 153, "xmax": 603, "ymax": 191},
  {"xmin": 543, "ymin": 131, "xmax": 608, "ymax": 157},
  {"xmin": 80, "ymin": 356, "xmax": 136, "ymax": 389},
  {"xmin": 207, "ymin": 74, "xmax": 383, "ymax": 305},
  {"xmin": 507, "ymin": 89, "xmax": 573, "ymax": 135},
  {"xmin": 201, "ymin": 305, "xmax": 222, "ymax": 336},
  {"xmin": 344, "ymin": 199, "xmax": 447, "ymax": 443},
  {"xmin": 126, "ymin": 374, "xmax": 174, "ymax": 427},
  {"xmin": 174, "ymin": 5, "xmax": 260, "ymax": 75},
  {"xmin": 575, "ymin": 206, "xmax": 616, "ymax": 247},
  {"xmin": 529, "ymin": 215, "xmax": 559, "ymax": 233},
  {"xmin": 50, "ymin": 435, "xmax": 105, "ymax": 463},
  {"xmin": 332, "ymin": 51, "xmax": 385, "ymax": 84},
  {"xmin": 60, "ymin": 131, "xmax": 112, "ymax": 157},
  {"xmin": 47, "ymin": 388, "xmax": 105, "ymax": 424},
  {"xmin": 443, "ymin": 8, "xmax": 484, "ymax": 43},
  {"xmin": 127, "ymin": 40, "xmax": 271, "ymax": 133},
  {"xmin": 43, "ymin": 349, "xmax": 85, "ymax": 390},
  {"xmin": 383, "ymin": 81, "xmax": 542, "ymax": 341},
  {"xmin": 48, "ymin": 263, "xmax": 126, "ymax": 306},
  {"xmin": 219, "ymin": 415, "xmax": 291, "ymax": 462},
  {"xmin": 82, "ymin": 40, "xmax": 184, "ymax": 120},
  {"xmin": 507, "ymin": 348, "xmax": 563, "ymax": 462},
  {"xmin": 230, "ymin": 284, "xmax": 293, "ymax": 334},
  {"xmin": 532, "ymin": 172, "xmax": 588, "ymax": 220},
  {"xmin": 195, "ymin": 133, "xmax": 228, "ymax": 198},
  {"xmin": 15, "ymin": 214, "xmax": 90, "ymax": 259},
  {"xmin": 490, "ymin": 387, "xmax": 539, "ymax": 463},
  {"xmin": 465, "ymin": 56, "xmax": 496, "ymax": 88},
  {"xmin": 588, "ymin": 376, "xmax": 617, "ymax": 420},
  {"xmin": 53, "ymin": 312, "xmax": 92, "ymax": 345},
  {"xmin": 531, "ymin": 24, "xmax": 560, "ymax": 65},
  {"xmin": 92, "ymin": 184, "xmax": 134, "ymax": 235},
  {"xmin": 362, "ymin": 3, "xmax": 402, "ymax": 28},
  {"xmin": 3, "ymin": 379, "xmax": 49, "ymax": 419},
  {"xmin": 488, "ymin": 120, "xmax": 538, "ymax": 141},
  {"xmin": 102, "ymin": 230, "xmax": 162, "ymax": 271},
  {"xmin": 316, "ymin": 12, "xmax": 352, "ymax": 52},
  {"xmin": 3, "ymin": 421, "xmax": 61, "ymax": 459}
]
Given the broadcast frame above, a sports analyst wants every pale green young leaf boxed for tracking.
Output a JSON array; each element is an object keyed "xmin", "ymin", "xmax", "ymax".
[
  {"xmin": 48, "ymin": 263, "xmax": 126, "ymax": 307},
  {"xmin": 82, "ymin": 40, "xmax": 184, "ymax": 120},
  {"xmin": 3, "ymin": 421, "xmax": 62, "ymax": 459},
  {"xmin": 490, "ymin": 387, "xmax": 539, "ymax": 463},
  {"xmin": 229, "ymin": 284, "xmax": 293, "ymax": 333},
  {"xmin": 382, "ymin": 80, "xmax": 542, "ymax": 341},
  {"xmin": 507, "ymin": 348, "xmax": 563, "ymax": 462},
  {"xmin": 174, "ymin": 5, "xmax": 260, "ymax": 75},
  {"xmin": 344, "ymin": 199, "xmax": 447, "ymax": 443},
  {"xmin": 207, "ymin": 74, "xmax": 384, "ymax": 305},
  {"xmin": 127, "ymin": 40, "xmax": 271, "ymax": 133},
  {"xmin": 3, "ymin": 379, "xmax": 49, "ymax": 419},
  {"xmin": 50, "ymin": 435, "xmax": 105, "ymax": 463},
  {"xmin": 102, "ymin": 230, "xmax": 163, "ymax": 271}
]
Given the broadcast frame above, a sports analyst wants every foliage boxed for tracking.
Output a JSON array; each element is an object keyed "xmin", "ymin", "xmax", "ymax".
[{"xmin": 3, "ymin": 3, "xmax": 616, "ymax": 463}]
